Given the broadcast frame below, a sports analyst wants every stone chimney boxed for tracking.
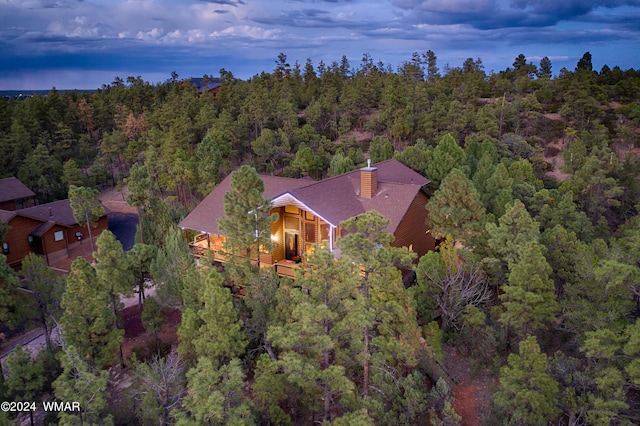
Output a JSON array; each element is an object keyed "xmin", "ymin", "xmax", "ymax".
[{"xmin": 360, "ymin": 159, "xmax": 378, "ymax": 198}]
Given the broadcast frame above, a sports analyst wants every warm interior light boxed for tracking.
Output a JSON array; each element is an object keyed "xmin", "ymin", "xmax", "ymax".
[{"xmin": 271, "ymin": 234, "xmax": 278, "ymax": 242}]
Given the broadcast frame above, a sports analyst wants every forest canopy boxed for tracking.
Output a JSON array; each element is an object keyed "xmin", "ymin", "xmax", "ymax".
[{"xmin": 1, "ymin": 50, "xmax": 640, "ymax": 424}]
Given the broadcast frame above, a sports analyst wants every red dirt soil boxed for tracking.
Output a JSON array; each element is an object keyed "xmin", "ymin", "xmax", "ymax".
[
  {"xmin": 445, "ymin": 346, "xmax": 496, "ymax": 425},
  {"xmin": 120, "ymin": 304, "xmax": 181, "ymax": 359}
]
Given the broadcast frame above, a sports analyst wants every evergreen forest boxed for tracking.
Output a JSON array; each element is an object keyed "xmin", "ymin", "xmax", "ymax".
[{"xmin": 1, "ymin": 51, "xmax": 640, "ymax": 425}]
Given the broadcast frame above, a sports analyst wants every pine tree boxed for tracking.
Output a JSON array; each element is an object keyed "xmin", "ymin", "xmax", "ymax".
[
  {"xmin": 268, "ymin": 247, "xmax": 357, "ymax": 421},
  {"xmin": 20, "ymin": 253, "xmax": 64, "ymax": 351},
  {"xmin": 151, "ymin": 225, "xmax": 194, "ymax": 307},
  {"xmin": 126, "ymin": 243, "xmax": 157, "ymax": 307},
  {"xmin": 500, "ymin": 241, "xmax": 559, "ymax": 338},
  {"xmin": 178, "ymin": 269, "xmax": 247, "ymax": 367},
  {"xmin": 94, "ymin": 230, "xmax": 132, "ymax": 367},
  {"xmin": 61, "ymin": 257, "xmax": 122, "ymax": 369},
  {"xmin": 4, "ymin": 345, "xmax": 45, "ymax": 426},
  {"xmin": 337, "ymin": 210, "xmax": 421, "ymax": 407},
  {"xmin": 425, "ymin": 133, "xmax": 467, "ymax": 190},
  {"xmin": 53, "ymin": 345, "xmax": 113, "ymax": 426},
  {"xmin": 218, "ymin": 165, "xmax": 275, "ymax": 286},
  {"xmin": 494, "ymin": 336, "xmax": 560, "ymax": 425},
  {"xmin": 486, "ymin": 199, "xmax": 540, "ymax": 266},
  {"xmin": 426, "ymin": 168, "xmax": 485, "ymax": 246},
  {"xmin": 483, "ymin": 162, "xmax": 514, "ymax": 218},
  {"xmin": 68, "ymin": 185, "xmax": 104, "ymax": 252},
  {"xmin": 184, "ymin": 357, "xmax": 254, "ymax": 425},
  {"xmin": 125, "ymin": 163, "xmax": 152, "ymax": 243}
]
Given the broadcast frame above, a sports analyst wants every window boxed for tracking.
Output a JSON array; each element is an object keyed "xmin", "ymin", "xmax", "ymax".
[
  {"xmin": 285, "ymin": 216, "xmax": 299, "ymax": 230},
  {"xmin": 54, "ymin": 230, "xmax": 64, "ymax": 242},
  {"xmin": 320, "ymin": 224, "xmax": 330, "ymax": 241},
  {"xmin": 28, "ymin": 235, "xmax": 34, "ymax": 247},
  {"xmin": 2, "ymin": 242, "xmax": 8, "ymax": 254},
  {"xmin": 305, "ymin": 222, "xmax": 316, "ymax": 243}
]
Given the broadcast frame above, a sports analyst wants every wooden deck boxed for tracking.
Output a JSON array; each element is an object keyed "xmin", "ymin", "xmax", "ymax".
[{"xmin": 188, "ymin": 239, "xmax": 301, "ymax": 279}]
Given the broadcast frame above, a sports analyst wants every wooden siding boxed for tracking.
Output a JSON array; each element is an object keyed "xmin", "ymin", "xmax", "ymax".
[
  {"xmin": 42, "ymin": 224, "xmax": 70, "ymax": 260},
  {"xmin": 66, "ymin": 217, "xmax": 109, "ymax": 246},
  {"xmin": 271, "ymin": 207, "xmax": 285, "ymax": 261},
  {"xmin": 0, "ymin": 200, "xmax": 17, "ymax": 211},
  {"xmin": 2, "ymin": 215, "xmax": 109, "ymax": 267},
  {"xmin": 392, "ymin": 191, "xmax": 437, "ymax": 258},
  {"xmin": 2, "ymin": 216, "xmax": 39, "ymax": 266},
  {"xmin": 0, "ymin": 197, "xmax": 33, "ymax": 211}
]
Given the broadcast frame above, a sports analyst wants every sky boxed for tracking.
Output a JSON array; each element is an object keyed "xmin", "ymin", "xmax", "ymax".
[{"xmin": 1, "ymin": 0, "xmax": 639, "ymax": 90}]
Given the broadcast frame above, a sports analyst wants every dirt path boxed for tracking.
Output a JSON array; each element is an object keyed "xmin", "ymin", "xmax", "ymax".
[
  {"xmin": 101, "ymin": 186, "xmax": 138, "ymax": 214},
  {"xmin": 544, "ymin": 138, "xmax": 571, "ymax": 181},
  {"xmin": 445, "ymin": 346, "xmax": 496, "ymax": 425}
]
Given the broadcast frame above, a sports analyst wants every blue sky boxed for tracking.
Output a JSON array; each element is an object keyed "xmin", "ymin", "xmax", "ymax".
[{"xmin": 1, "ymin": 0, "xmax": 639, "ymax": 90}]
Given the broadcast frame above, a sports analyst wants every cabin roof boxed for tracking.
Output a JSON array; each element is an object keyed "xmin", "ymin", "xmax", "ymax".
[
  {"xmin": 0, "ymin": 209, "xmax": 16, "ymax": 223},
  {"xmin": 179, "ymin": 159, "xmax": 429, "ymax": 236},
  {"xmin": 188, "ymin": 77, "xmax": 222, "ymax": 94},
  {"xmin": 0, "ymin": 177, "xmax": 35, "ymax": 203},
  {"xmin": 14, "ymin": 199, "xmax": 108, "ymax": 228}
]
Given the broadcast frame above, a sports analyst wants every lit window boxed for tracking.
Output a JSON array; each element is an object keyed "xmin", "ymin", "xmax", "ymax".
[{"xmin": 54, "ymin": 230, "xmax": 64, "ymax": 242}]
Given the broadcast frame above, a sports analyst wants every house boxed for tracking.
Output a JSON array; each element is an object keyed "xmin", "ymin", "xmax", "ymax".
[
  {"xmin": 0, "ymin": 177, "xmax": 35, "ymax": 210},
  {"xmin": 187, "ymin": 77, "xmax": 222, "ymax": 97},
  {"xmin": 179, "ymin": 159, "xmax": 437, "ymax": 278},
  {"xmin": 1, "ymin": 198, "xmax": 109, "ymax": 268}
]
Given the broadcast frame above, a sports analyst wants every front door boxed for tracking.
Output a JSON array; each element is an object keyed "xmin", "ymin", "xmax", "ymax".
[{"xmin": 285, "ymin": 232, "xmax": 298, "ymax": 260}]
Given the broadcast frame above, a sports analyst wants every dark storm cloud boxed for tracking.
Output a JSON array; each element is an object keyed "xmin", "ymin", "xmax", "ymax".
[
  {"xmin": 253, "ymin": 8, "xmax": 377, "ymax": 29},
  {"xmin": 198, "ymin": 0, "xmax": 245, "ymax": 6},
  {"xmin": 1, "ymin": 0, "xmax": 639, "ymax": 89},
  {"xmin": 393, "ymin": 0, "xmax": 640, "ymax": 30}
]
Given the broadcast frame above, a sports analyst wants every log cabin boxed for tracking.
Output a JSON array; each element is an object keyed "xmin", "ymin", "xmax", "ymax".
[
  {"xmin": 1, "ymin": 196, "xmax": 109, "ymax": 269},
  {"xmin": 0, "ymin": 177, "xmax": 35, "ymax": 211},
  {"xmin": 179, "ymin": 159, "xmax": 437, "ymax": 279}
]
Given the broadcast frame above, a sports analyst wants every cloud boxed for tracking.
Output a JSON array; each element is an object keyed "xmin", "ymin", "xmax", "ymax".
[
  {"xmin": 392, "ymin": 0, "xmax": 640, "ymax": 29},
  {"xmin": 0, "ymin": 0, "xmax": 639, "ymax": 89},
  {"xmin": 198, "ymin": 0, "xmax": 245, "ymax": 6}
]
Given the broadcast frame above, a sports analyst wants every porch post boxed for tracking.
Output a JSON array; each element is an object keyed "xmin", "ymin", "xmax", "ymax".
[{"xmin": 329, "ymin": 225, "xmax": 334, "ymax": 252}]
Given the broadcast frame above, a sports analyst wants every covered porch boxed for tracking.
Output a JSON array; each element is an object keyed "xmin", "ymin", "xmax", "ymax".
[
  {"xmin": 187, "ymin": 231, "xmax": 302, "ymax": 280},
  {"xmin": 186, "ymin": 203, "xmax": 340, "ymax": 280}
]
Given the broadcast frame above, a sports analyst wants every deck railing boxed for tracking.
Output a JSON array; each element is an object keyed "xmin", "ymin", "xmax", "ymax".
[{"xmin": 188, "ymin": 242, "xmax": 301, "ymax": 279}]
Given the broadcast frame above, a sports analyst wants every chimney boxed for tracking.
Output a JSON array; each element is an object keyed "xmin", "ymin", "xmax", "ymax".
[{"xmin": 360, "ymin": 159, "xmax": 378, "ymax": 198}]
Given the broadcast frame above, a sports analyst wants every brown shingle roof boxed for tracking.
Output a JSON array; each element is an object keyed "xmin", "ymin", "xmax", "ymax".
[
  {"xmin": 280, "ymin": 159, "xmax": 428, "ymax": 232},
  {"xmin": 179, "ymin": 159, "xmax": 430, "ymax": 236},
  {"xmin": 17, "ymin": 199, "xmax": 79, "ymax": 226},
  {"xmin": 179, "ymin": 174, "xmax": 310, "ymax": 235},
  {"xmin": 15, "ymin": 199, "xmax": 108, "ymax": 229},
  {"xmin": 0, "ymin": 177, "xmax": 35, "ymax": 203},
  {"xmin": 0, "ymin": 209, "xmax": 16, "ymax": 223}
]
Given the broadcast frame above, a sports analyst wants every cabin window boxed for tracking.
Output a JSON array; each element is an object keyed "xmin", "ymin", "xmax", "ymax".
[
  {"xmin": 2, "ymin": 242, "xmax": 8, "ymax": 254},
  {"xmin": 305, "ymin": 222, "xmax": 316, "ymax": 243},
  {"xmin": 320, "ymin": 224, "xmax": 330, "ymax": 241},
  {"xmin": 54, "ymin": 230, "xmax": 64, "ymax": 242},
  {"xmin": 284, "ymin": 206, "xmax": 299, "ymax": 214},
  {"xmin": 285, "ymin": 216, "xmax": 299, "ymax": 230},
  {"xmin": 28, "ymin": 235, "xmax": 34, "ymax": 247},
  {"xmin": 304, "ymin": 211, "xmax": 315, "ymax": 221}
]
